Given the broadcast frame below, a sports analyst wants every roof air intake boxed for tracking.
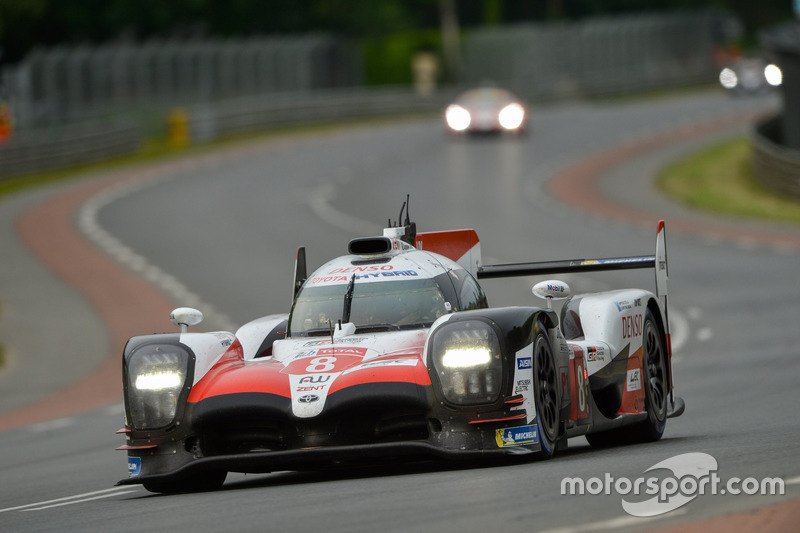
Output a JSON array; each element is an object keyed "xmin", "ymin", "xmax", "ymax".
[{"xmin": 349, "ymin": 237, "xmax": 392, "ymax": 255}]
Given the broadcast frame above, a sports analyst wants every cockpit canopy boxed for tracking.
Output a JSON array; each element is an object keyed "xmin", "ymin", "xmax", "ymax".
[{"xmin": 287, "ymin": 250, "xmax": 488, "ymax": 337}]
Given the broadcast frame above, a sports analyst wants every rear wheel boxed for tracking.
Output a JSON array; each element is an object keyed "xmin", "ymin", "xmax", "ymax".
[
  {"xmin": 533, "ymin": 325, "xmax": 560, "ymax": 458},
  {"xmin": 586, "ymin": 309, "xmax": 667, "ymax": 447},
  {"xmin": 142, "ymin": 470, "xmax": 227, "ymax": 494}
]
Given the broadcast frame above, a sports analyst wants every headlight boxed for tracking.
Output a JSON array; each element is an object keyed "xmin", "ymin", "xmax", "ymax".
[
  {"xmin": 498, "ymin": 103, "xmax": 525, "ymax": 130},
  {"xmin": 430, "ymin": 320, "xmax": 502, "ymax": 405},
  {"xmin": 125, "ymin": 343, "xmax": 192, "ymax": 430},
  {"xmin": 719, "ymin": 68, "xmax": 738, "ymax": 90},
  {"xmin": 445, "ymin": 104, "xmax": 471, "ymax": 131},
  {"xmin": 764, "ymin": 64, "xmax": 782, "ymax": 87}
]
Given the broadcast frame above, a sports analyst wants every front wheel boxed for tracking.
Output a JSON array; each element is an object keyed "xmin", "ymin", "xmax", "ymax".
[{"xmin": 533, "ymin": 324, "xmax": 561, "ymax": 458}]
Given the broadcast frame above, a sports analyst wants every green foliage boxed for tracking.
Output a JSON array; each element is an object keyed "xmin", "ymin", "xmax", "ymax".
[
  {"xmin": 657, "ymin": 137, "xmax": 800, "ymax": 224},
  {"xmin": 362, "ymin": 30, "xmax": 442, "ymax": 86}
]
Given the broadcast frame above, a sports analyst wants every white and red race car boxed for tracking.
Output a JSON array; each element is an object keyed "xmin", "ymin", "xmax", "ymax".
[{"xmin": 117, "ymin": 203, "xmax": 684, "ymax": 493}]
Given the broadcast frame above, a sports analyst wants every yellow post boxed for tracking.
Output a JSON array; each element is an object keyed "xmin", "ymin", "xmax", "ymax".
[{"xmin": 167, "ymin": 108, "xmax": 189, "ymax": 149}]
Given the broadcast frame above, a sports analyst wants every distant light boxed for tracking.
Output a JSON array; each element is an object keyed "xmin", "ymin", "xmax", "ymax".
[
  {"xmin": 719, "ymin": 68, "xmax": 738, "ymax": 90},
  {"xmin": 445, "ymin": 105, "xmax": 471, "ymax": 131},
  {"xmin": 498, "ymin": 103, "xmax": 525, "ymax": 130},
  {"xmin": 764, "ymin": 64, "xmax": 782, "ymax": 87}
]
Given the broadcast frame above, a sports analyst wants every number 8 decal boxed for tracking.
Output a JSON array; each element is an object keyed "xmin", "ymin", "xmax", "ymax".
[
  {"xmin": 306, "ymin": 357, "xmax": 336, "ymax": 373},
  {"xmin": 576, "ymin": 362, "xmax": 586, "ymax": 412}
]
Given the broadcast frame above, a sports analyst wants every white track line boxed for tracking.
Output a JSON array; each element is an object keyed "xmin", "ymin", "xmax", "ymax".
[{"xmin": 0, "ymin": 487, "xmax": 135, "ymax": 513}]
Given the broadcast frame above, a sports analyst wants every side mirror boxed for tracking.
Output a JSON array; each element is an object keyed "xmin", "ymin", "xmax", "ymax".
[
  {"xmin": 170, "ymin": 307, "xmax": 204, "ymax": 333},
  {"xmin": 532, "ymin": 280, "xmax": 571, "ymax": 309}
]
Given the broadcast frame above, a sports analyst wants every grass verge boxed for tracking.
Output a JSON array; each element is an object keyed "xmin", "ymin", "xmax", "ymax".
[{"xmin": 656, "ymin": 136, "xmax": 800, "ymax": 224}]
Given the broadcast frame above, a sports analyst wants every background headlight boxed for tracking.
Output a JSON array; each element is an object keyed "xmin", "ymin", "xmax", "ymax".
[
  {"xmin": 719, "ymin": 67, "xmax": 738, "ymax": 89},
  {"xmin": 764, "ymin": 64, "xmax": 782, "ymax": 87},
  {"xmin": 125, "ymin": 344, "xmax": 191, "ymax": 429},
  {"xmin": 431, "ymin": 320, "xmax": 502, "ymax": 405},
  {"xmin": 498, "ymin": 103, "xmax": 525, "ymax": 130},
  {"xmin": 445, "ymin": 104, "xmax": 471, "ymax": 131}
]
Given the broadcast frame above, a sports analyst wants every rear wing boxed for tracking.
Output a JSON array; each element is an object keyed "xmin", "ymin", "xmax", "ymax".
[{"xmin": 477, "ymin": 220, "xmax": 669, "ymax": 302}]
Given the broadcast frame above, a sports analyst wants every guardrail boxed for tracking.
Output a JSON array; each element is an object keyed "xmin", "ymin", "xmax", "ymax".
[
  {"xmin": 751, "ymin": 115, "xmax": 800, "ymax": 200},
  {"xmin": 0, "ymin": 87, "xmax": 452, "ymax": 180},
  {"xmin": 0, "ymin": 121, "xmax": 141, "ymax": 179}
]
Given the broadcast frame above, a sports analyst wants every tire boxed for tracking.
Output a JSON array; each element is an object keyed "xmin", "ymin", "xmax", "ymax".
[
  {"xmin": 631, "ymin": 309, "xmax": 668, "ymax": 441},
  {"xmin": 142, "ymin": 470, "xmax": 227, "ymax": 494},
  {"xmin": 586, "ymin": 309, "xmax": 668, "ymax": 447},
  {"xmin": 533, "ymin": 324, "xmax": 560, "ymax": 458}
]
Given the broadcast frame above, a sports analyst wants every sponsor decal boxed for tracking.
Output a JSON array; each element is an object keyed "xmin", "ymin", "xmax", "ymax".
[
  {"xmin": 316, "ymin": 346, "xmax": 368, "ymax": 357},
  {"xmin": 302, "ymin": 338, "xmax": 367, "ymax": 347},
  {"xmin": 496, "ymin": 425, "xmax": 539, "ymax": 447},
  {"xmin": 615, "ymin": 299, "xmax": 644, "ymax": 312},
  {"xmin": 627, "ymin": 369, "xmax": 642, "ymax": 392},
  {"xmin": 299, "ymin": 375, "xmax": 332, "ymax": 384},
  {"xmin": 329, "ymin": 265, "xmax": 395, "ymax": 274},
  {"xmin": 622, "ymin": 314, "xmax": 643, "ymax": 339},
  {"xmin": 586, "ymin": 346, "xmax": 606, "ymax": 362},
  {"xmin": 297, "ymin": 394, "xmax": 319, "ymax": 403},
  {"xmin": 513, "ymin": 378, "xmax": 531, "ymax": 394},
  {"xmin": 128, "ymin": 457, "xmax": 141, "ymax": 477},
  {"xmin": 308, "ymin": 270, "xmax": 419, "ymax": 284},
  {"xmin": 342, "ymin": 358, "xmax": 418, "ymax": 374},
  {"xmin": 517, "ymin": 357, "xmax": 532, "ymax": 370}
]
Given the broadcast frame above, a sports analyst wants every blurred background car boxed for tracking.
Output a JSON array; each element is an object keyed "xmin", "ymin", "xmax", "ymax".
[
  {"xmin": 719, "ymin": 57, "xmax": 782, "ymax": 95},
  {"xmin": 444, "ymin": 87, "xmax": 528, "ymax": 135}
]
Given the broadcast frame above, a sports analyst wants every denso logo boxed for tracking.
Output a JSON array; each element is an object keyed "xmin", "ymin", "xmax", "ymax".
[
  {"xmin": 517, "ymin": 357, "xmax": 532, "ymax": 369},
  {"xmin": 622, "ymin": 314, "xmax": 643, "ymax": 339}
]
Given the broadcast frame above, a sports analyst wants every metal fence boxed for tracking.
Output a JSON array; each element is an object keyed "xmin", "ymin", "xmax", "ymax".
[
  {"xmin": 463, "ymin": 11, "xmax": 730, "ymax": 100},
  {"xmin": 2, "ymin": 34, "xmax": 361, "ymax": 131},
  {"xmin": 752, "ymin": 116, "xmax": 800, "ymax": 199},
  {"xmin": 0, "ymin": 11, "xmax": 736, "ymax": 179}
]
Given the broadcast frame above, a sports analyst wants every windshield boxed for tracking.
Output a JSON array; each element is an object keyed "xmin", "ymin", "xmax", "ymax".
[{"xmin": 289, "ymin": 278, "xmax": 449, "ymax": 336}]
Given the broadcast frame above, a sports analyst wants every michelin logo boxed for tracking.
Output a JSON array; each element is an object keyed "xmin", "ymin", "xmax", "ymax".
[{"xmin": 496, "ymin": 425, "xmax": 539, "ymax": 447}]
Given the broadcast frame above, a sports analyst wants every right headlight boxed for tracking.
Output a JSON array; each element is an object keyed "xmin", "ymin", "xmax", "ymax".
[
  {"xmin": 430, "ymin": 320, "xmax": 502, "ymax": 405},
  {"xmin": 124, "ymin": 343, "xmax": 192, "ymax": 430}
]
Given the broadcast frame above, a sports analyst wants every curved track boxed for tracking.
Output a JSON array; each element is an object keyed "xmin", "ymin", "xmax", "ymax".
[{"xmin": 1, "ymin": 91, "xmax": 799, "ymax": 532}]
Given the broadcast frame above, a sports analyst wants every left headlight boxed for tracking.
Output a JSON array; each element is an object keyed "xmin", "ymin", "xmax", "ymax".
[
  {"xmin": 430, "ymin": 320, "xmax": 503, "ymax": 405},
  {"xmin": 124, "ymin": 344, "xmax": 192, "ymax": 430},
  {"xmin": 445, "ymin": 104, "xmax": 471, "ymax": 131}
]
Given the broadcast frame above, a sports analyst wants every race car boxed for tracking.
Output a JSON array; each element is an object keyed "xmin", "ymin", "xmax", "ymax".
[
  {"xmin": 443, "ymin": 87, "xmax": 528, "ymax": 135},
  {"xmin": 117, "ymin": 202, "xmax": 684, "ymax": 493},
  {"xmin": 719, "ymin": 57, "xmax": 782, "ymax": 95}
]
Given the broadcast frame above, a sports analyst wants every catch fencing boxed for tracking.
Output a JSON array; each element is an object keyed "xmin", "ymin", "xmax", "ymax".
[
  {"xmin": 462, "ymin": 11, "xmax": 729, "ymax": 100},
  {"xmin": 0, "ymin": 11, "xmax": 735, "ymax": 179}
]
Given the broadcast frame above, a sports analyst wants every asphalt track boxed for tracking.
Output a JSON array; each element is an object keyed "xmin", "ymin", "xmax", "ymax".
[{"xmin": 1, "ymin": 90, "xmax": 799, "ymax": 532}]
